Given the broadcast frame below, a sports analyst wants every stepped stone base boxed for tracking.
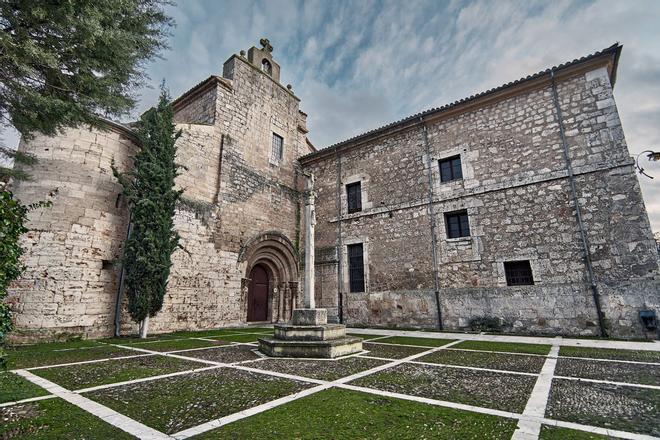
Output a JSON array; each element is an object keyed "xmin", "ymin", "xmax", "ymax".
[
  {"xmin": 258, "ymin": 335, "xmax": 363, "ymax": 358},
  {"xmin": 258, "ymin": 308, "xmax": 362, "ymax": 358}
]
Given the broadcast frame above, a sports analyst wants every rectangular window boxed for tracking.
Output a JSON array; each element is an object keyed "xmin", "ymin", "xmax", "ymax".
[
  {"xmin": 504, "ymin": 260, "xmax": 534, "ymax": 286},
  {"xmin": 445, "ymin": 210, "xmax": 470, "ymax": 239},
  {"xmin": 271, "ymin": 133, "xmax": 283, "ymax": 161},
  {"xmin": 439, "ymin": 155, "xmax": 463, "ymax": 182},
  {"xmin": 346, "ymin": 182, "xmax": 362, "ymax": 214},
  {"xmin": 348, "ymin": 243, "xmax": 365, "ymax": 293}
]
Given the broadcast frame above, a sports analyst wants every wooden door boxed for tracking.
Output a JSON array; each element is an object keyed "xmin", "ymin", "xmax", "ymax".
[{"xmin": 247, "ymin": 265, "xmax": 269, "ymax": 321}]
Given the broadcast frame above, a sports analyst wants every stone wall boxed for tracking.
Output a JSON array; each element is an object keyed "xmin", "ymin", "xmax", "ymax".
[
  {"xmin": 303, "ymin": 63, "xmax": 660, "ymax": 338},
  {"xmin": 8, "ymin": 126, "xmax": 136, "ymax": 341},
  {"xmin": 10, "ymin": 48, "xmax": 312, "ymax": 340}
]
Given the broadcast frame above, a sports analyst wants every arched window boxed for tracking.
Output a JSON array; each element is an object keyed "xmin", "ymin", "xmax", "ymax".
[{"xmin": 261, "ymin": 59, "xmax": 272, "ymax": 75}]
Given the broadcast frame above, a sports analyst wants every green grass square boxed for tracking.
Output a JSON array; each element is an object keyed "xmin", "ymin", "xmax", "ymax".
[
  {"xmin": 32, "ymin": 354, "xmax": 208, "ymax": 390},
  {"xmin": 0, "ymin": 372, "xmax": 49, "ymax": 404},
  {"xmin": 362, "ymin": 342, "xmax": 429, "ymax": 359},
  {"xmin": 5, "ymin": 344, "xmax": 139, "ymax": 369},
  {"xmin": 252, "ymin": 356, "xmax": 389, "ymax": 381},
  {"xmin": 127, "ymin": 338, "xmax": 229, "ymax": 352},
  {"xmin": 539, "ymin": 425, "xmax": 618, "ymax": 439},
  {"xmin": 0, "ymin": 398, "xmax": 134, "ymax": 439},
  {"xmin": 558, "ymin": 346, "xmax": 660, "ymax": 362},
  {"xmin": 374, "ymin": 336, "xmax": 456, "ymax": 347},
  {"xmin": 420, "ymin": 349, "xmax": 546, "ymax": 373},
  {"xmin": 84, "ymin": 367, "xmax": 312, "ymax": 434},
  {"xmin": 452, "ymin": 340, "xmax": 551, "ymax": 355},
  {"xmin": 212, "ymin": 333, "xmax": 266, "ymax": 343},
  {"xmin": 193, "ymin": 387, "xmax": 518, "ymax": 439}
]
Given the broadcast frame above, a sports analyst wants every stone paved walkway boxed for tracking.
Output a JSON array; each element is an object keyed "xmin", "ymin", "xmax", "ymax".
[{"xmin": 4, "ymin": 327, "xmax": 659, "ymax": 440}]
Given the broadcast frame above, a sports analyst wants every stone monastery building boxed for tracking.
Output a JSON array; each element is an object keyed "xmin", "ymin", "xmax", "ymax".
[{"xmin": 9, "ymin": 41, "xmax": 660, "ymax": 341}]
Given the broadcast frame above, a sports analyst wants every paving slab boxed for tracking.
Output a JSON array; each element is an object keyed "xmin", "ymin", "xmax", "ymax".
[
  {"xmin": 350, "ymin": 362, "xmax": 536, "ymax": 413},
  {"xmin": 546, "ymin": 378, "xmax": 660, "ymax": 436}
]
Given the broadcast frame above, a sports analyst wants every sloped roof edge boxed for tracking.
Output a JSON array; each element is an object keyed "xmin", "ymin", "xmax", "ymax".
[{"xmin": 299, "ymin": 43, "xmax": 622, "ymax": 164}]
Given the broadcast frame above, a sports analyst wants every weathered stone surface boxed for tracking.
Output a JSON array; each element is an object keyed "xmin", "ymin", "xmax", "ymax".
[
  {"xmin": 7, "ymin": 44, "xmax": 658, "ymax": 341},
  {"xmin": 291, "ymin": 308, "xmax": 327, "ymax": 326},
  {"xmin": 258, "ymin": 335, "xmax": 363, "ymax": 358}
]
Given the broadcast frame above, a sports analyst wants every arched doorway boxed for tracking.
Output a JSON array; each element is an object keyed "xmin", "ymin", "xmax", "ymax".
[
  {"xmin": 239, "ymin": 231, "xmax": 300, "ymax": 323},
  {"xmin": 247, "ymin": 265, "xmax": 269, "ymax": 322}
]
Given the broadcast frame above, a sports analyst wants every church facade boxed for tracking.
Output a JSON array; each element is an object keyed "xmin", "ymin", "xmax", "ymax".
[{"xmin": 8, "ymin": 42, "xmax": 659, "ymax": 341}]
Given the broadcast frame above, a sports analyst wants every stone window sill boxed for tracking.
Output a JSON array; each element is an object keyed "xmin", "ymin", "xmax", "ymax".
[{"xmin": 445, "ymin": 236, "xmax": 472, "ymax": 243}]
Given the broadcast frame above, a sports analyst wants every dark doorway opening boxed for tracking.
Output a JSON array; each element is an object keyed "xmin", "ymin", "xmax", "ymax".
[{"xmin": 247, "ymin": 264, "xmax": 269, "ymax": 321}]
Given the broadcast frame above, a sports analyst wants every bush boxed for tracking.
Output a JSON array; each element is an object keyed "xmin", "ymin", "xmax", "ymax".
[{"xmin": 0, "ymin": 189, "xmax": 49, "ymax": 367}]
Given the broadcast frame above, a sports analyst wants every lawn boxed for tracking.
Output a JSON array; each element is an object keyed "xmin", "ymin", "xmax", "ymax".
[
  {"xmin": 452, "ymin": 340, "xmax": 551, "ymax": 355},
  {"xmin": 0, "ymin": 372, "xmax": 49, "ymax": 404},
  {"xmin": 0, "ymin": 398, "xmax": 134, "ymax": 439},
  {"xmin": 194, "ymin": 387, "xmax": 519, "ymax": 439},
  {"xmin": 373, "ymin": 336, "xmax": 456, "ymax": 347},
  {"xmin": 3, "ymin": 328, "xmax": 658, "ymax": 439},
  {"xmin": 85, "ymin": 367, "xmax": 313, "ymax": 434},
  {"xmin": 559, "ymin": 346, "xmax": 660, "ymax": 362}
]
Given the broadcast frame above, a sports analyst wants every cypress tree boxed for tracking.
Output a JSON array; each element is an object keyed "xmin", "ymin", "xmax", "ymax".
[{"xmin": 113, "ymin": 88, "xmax": 182, "ymax": 337}]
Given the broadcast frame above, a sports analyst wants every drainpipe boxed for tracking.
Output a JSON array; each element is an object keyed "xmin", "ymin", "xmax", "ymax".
[
  {"xmin": 420, "ymin": 117, "xmax": 443, "ymax": 330},
  {"xmin": 113, "ymin": 214, "xmax": 132, "ymax": 338},
  {"xmin": 335, "ymin": 145, "xmax": 344, "ymax": 323},
  {"xmin": 550, "ymin": 69, "xmax": 607, "ymax": 337}
]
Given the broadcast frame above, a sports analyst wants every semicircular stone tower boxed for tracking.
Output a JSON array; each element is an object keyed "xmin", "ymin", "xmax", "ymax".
[{"xmin": 9, "ymin": 122, "xmax": 137, "ymax": 341}]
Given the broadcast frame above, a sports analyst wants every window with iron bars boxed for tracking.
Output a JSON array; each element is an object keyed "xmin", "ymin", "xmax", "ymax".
[
  {"xmin": 271, "ymin": 133, "xmax": 283, "ymax": 162},
  {"xmin": 346, "ymin": 181, "xmax": 362, "ymax": 214},
  {"xmin": 348, "ymin": 243, "xmax": 365, "ymax": 293},
  {"xmin": 504, "ymin": 260, "xmax": 534, "ymax": 286}
]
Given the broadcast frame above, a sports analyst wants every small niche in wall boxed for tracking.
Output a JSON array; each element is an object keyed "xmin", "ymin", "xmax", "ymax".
[{"xmin": 102, "ymin": 260, "xmax": 114, "ymax": 271}]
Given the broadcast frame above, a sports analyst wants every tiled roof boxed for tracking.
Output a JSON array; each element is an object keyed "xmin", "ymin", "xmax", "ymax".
[{"xmin": 299, "ymin": 43, "xmax": 622, "ymax": 162}]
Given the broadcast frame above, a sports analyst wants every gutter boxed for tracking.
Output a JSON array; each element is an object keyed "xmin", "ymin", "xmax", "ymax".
[
  {"xmin": 113, "ymin": 215, "xmax": 132, "ymax": 337},
  {"xmin": 335, "ymin": 146, "xmax": 344, "ymax": 323},
  {"xmin": 420, "ymin": 117, "xmax": 443, "ymax": 330},
  {"xmin": 550, "ymin": 69, "xmax": 607, "ymax": 338}
]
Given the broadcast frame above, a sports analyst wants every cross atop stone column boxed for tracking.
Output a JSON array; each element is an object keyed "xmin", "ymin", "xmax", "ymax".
[
  {"xmin": 257, "ymin": 172, "xmax": 362, "ymax": 358},
  {"xmin": 303, "ymin": 172, "xmax": 316, "ymax": 309}
]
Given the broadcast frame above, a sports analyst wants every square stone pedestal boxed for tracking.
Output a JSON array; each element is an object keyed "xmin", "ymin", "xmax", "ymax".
[{"xmin": 258, "ymin": 308, "xmax": 362, "ymax": 358}]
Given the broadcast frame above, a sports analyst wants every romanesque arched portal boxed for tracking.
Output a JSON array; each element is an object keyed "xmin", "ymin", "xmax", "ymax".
[{"xmin": 238, "ymin": 231, "xmax": 299, "ymax": 323}]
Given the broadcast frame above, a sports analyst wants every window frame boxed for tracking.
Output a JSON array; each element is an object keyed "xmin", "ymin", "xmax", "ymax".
[
  {"xmin": 346, "ymin": 181, "xmax": 362, "ymax": 214},
  {"xmin": 347, "ymin": 243, "xmax": 365, "ymax": 293},
  {"xmin": 444, "ymin": 209, "xmax": 470, "ymax": 239},
  {"xmin": 504, "ymin": 260, "xmax": 535, "ymax": 286},
  {"xmin": 271, "ymin": 133, "xmax": 284, "ymax": 162},
  {"xmin": 439, "ymin": 155, "xmax": 463, "ymax": 183}
]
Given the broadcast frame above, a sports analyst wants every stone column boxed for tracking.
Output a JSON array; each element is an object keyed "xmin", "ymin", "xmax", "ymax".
[{"xmin": 303, "ymin": 173, "xmax": 316, "ymax": 309}]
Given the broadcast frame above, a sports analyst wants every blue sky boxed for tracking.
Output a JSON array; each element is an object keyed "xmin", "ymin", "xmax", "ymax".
[{"xmin": 3, "ymin": 0, "xmax": 660, "ymax": 230}]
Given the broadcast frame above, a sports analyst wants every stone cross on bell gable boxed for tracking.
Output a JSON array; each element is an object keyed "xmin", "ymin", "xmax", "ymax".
[{"xmin": 260, "ymin": 38, "xmax": 273, "ymax": 53}]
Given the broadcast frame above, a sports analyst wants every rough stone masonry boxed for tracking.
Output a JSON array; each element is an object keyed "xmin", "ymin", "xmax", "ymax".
[{"xmin": 8, "ymin": 41, "xmax": 659, "ymax": 342}]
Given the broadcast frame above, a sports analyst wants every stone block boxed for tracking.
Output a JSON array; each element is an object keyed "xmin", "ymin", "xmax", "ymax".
[{"xmin": 292, "ymin": 308, "xmax": 327, "ymax": 325}]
